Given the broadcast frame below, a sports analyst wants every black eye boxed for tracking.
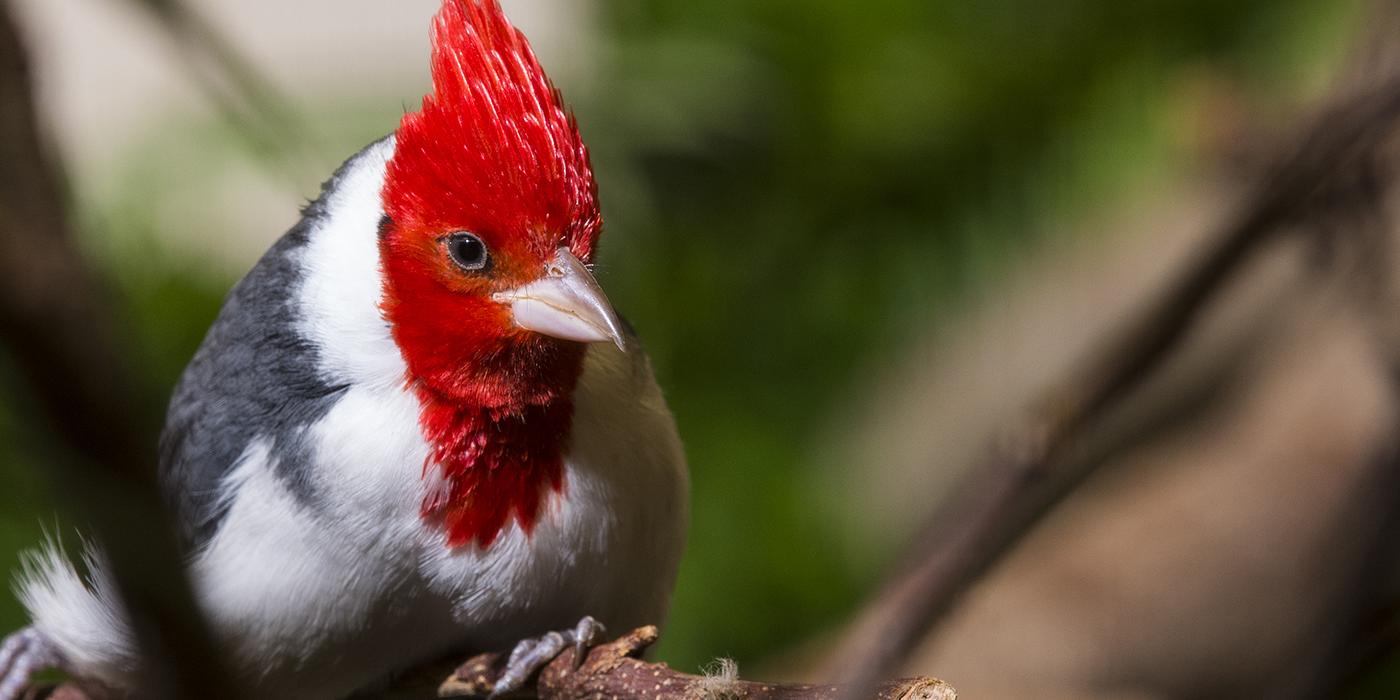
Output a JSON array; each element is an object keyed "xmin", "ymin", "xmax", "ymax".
[{"xmin": 445, "ymin": 232, "xmax": 490, "ymax": 272}]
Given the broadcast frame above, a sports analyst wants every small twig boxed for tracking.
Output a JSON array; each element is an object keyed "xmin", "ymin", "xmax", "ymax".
[
  {"xmin": 839, "ymin": 59, "xmax": 1400, "ymax": 700},
  {"xmin": 439, "ymin": 627, "xmax": 954, "ymax": 700}
]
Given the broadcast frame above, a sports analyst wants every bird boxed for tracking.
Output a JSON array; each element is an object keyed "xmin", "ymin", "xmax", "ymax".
[{"xmin": 0, "ymin": 0, "xmax": 688, "ymax": 697}]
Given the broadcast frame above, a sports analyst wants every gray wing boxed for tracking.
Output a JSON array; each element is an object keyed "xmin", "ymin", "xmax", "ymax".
[
  {"xmin": 157, "ymin": 218, "xmax": 347, "ymax": 549},
  {"xmin": 155, "ymin": 140, "xmax": 391, "ymax": 548}
]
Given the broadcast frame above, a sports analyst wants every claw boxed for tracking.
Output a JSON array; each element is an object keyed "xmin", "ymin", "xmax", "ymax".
[
  {"xmin": 568, "ymin": 616, "xmax": 604, "ymax": 670},
  {"xmin": 489, "ymin": 616, "xmax": 606, "ymax": 698},
  {"xmin": 0, "ymin": 627, "xmax": 63, "ymax": 700},
  {"xmin": 0, "ymin": 630, "xmax": 29, "ymax": 679}
]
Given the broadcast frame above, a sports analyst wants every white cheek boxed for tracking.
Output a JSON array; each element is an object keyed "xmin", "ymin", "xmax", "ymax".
[{"xmin": 296, "ymin": 136, "xmax": 407, "ymax": 390}]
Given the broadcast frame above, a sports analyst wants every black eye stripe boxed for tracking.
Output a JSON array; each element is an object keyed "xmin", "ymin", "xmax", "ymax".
[{"xmin": 445, "ymin": 232, "xmax": 490, "ymax": 273}]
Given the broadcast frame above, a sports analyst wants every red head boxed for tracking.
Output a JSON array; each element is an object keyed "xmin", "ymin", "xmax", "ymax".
[{"xmin": 380, "ymin": 0, "xmax": 623, "ymax": 549}]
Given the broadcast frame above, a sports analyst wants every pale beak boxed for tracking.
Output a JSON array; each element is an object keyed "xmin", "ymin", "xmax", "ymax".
[{"xmin": 492, "ymin": 248, "xmax": 627, "ymax": 351}]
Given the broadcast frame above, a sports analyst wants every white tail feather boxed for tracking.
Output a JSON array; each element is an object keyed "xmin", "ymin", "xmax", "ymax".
[{"xmin": 14, "ymin": 539, "xmax": 137, "ymax": 690}]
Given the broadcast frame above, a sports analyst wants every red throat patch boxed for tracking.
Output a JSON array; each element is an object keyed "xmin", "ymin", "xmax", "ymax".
[
  {"xmin": 380, "ymin": 0, "xmax": 602, "ymax": 550},
  {"xmin": 415, "ymin": 388, "xmax": 573, "ymax": 550}
]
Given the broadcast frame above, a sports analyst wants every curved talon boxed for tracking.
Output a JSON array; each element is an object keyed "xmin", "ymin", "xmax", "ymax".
[
  {"xmin": 0, "ymin": 629, "xmax": 31, "ymax": 678},
  {"xmin": 504, "ymin": 636, "xmax": 539, "ymax": 670},
  {"xmin": 488, "ymin": 616, "xmax": 607, "ymax": 698},
  {"xmin": 569, "ymin": 616, "xmax": 605, "ymax": 669}
]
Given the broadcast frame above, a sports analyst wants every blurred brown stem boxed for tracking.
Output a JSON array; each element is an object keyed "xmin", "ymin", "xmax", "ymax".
[
  {"xmin": 118, "ymin": 0, "xmax": 317, "ymax": 185},
  {"xmin": 0, "ymin": 2, "xmax": 236, "ymax": 698},
  {"xmin": 840, "ymin": 61, "xmax": 1400, "ymax": 700}
]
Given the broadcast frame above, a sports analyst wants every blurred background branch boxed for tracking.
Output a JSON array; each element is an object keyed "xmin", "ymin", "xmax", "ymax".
[
  {"xmin": 114, "ymin": 0, "xmax": 317, "ymax": 185},
  {"xmin": 0, "ymin": 0, "xmax": 234, "ymax": 696},
  {"xmin": 841, "ymin": 53, "xmax": 1400, "ymax": 698}
]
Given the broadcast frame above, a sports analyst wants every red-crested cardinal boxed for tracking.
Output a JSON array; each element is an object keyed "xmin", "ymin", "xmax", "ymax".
[{"xmin": 0, "ymin": 1, "xmax": 688, "ymax": 697}]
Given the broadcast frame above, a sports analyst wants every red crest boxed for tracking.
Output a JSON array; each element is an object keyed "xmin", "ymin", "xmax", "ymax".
[{"xmin": 384, "ymin": 0, "xmax": 601, "ymax": 264}]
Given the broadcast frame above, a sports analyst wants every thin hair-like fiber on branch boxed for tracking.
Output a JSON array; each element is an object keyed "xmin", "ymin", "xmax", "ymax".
[{"xmin": 697, "ymin": 657, "xmax": 741, "ymax": 700}]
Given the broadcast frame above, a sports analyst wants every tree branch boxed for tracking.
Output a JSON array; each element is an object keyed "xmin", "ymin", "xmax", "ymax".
[{"xmin": 436, "ymin": 627, "xmax": 953, "ymax": 700}]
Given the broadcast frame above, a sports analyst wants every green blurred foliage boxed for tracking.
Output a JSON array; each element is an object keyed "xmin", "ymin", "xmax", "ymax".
[{"xmin": 0, "ymin": 0, "xmax": 1377, "ymax": 690}]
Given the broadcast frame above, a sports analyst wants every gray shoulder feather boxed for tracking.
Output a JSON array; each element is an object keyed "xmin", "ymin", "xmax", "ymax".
[{"xmin": 157, "ymin": 139, "xmax": 390, "ymax": 548}]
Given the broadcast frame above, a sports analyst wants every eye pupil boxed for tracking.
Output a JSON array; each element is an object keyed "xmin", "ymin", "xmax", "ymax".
[{"xmin": 447, "ymin": 232, "xmax": 489, "ymax": 272}]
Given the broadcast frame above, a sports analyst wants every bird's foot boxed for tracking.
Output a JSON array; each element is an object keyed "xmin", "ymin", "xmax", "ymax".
[
  {"xmin": 489, "ymin": 616, "xmax": 605, "ymax": 698},
  {"xmin": 0, "ymin": 627, "xmax": 64, "ymax": 700}
]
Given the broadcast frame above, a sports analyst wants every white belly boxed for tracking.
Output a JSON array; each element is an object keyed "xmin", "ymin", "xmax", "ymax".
[{"xmin": 191, "ymin": 343, "xmax": 688, "ymax": 698}]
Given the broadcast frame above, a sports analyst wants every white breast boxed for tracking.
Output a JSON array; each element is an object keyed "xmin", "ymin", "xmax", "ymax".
[
  {"xmin": 418, "ymin": 341, "xmax": 689, "ymax": 644},
  {"xmin": 192, "ymin": 348, "xmax": 685, "ymax": 698}
]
